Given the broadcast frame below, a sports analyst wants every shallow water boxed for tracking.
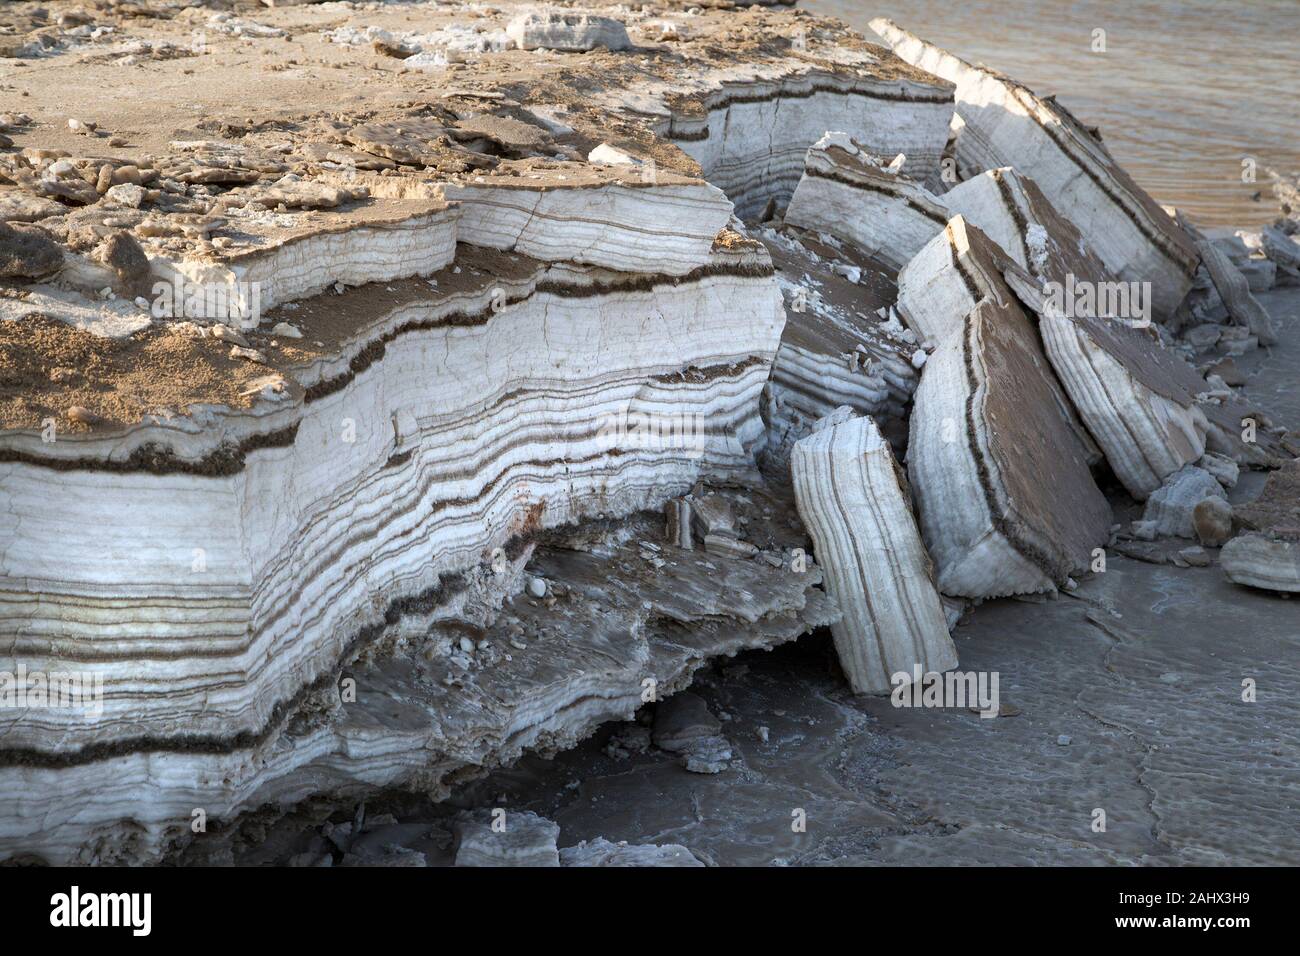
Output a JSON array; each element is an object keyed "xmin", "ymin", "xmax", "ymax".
[{"xmin": 809, "ymin": 0, "xmax": 1300, "ymax": 228}]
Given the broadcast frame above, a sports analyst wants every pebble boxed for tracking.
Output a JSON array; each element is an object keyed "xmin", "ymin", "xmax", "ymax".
[
  {"xmin": 527, "ymin": 577, "xmax": 547, "ymax": 599},
  {"xmin": 1056, "ymin": 734, "xmax": 1072, "ymax": 746},
  {"xmin": 229, "ymin": 345, "xmax": 269, "ymax": 364},
  {"xmin": 458, "ymin": 636, "xmax": 475, "ymax": 655}
]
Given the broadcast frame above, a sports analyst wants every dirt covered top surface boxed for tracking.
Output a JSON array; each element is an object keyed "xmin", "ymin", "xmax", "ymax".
[{"xmin": 0, "ymin": 1, "xmax": 948, "ymax": 433}]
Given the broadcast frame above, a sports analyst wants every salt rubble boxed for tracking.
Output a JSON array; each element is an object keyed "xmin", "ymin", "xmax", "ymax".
[{"xmin": 1221, "ymin": 462, "xmax": 1300, "ymax": 593}]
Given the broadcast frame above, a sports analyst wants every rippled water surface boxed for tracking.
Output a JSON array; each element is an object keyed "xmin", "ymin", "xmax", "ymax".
[{"xmin": 808, "ymin": 0, "xmax": 1300, "ymax": 227}]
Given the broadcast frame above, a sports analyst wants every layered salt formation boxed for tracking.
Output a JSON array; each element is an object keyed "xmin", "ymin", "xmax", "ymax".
[{"xmin": 3, "ymin": 0, "xmax": 1295, "ymax": 865}]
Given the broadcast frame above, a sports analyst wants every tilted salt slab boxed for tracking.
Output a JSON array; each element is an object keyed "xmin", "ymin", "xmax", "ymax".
[
  {"xmin": 792, "ymin": 414, "xmax": 957, "ymax": 693},
  {"xmin": 1195, "ymin": 238, "xmax": 1277, "ymax": 346},
  {"xmin": 783, "ymin": 134, "xmax": 950, "ymax": 272},
  {"xmin": 442, "ymin": 167, "xmax": 733, "ymax": 275},
  {"xmin": 907, "ymin": 294, "xmax": 1112, "ymax": 598},
  {"xmin": 506, "ymin": 10, "xmax": 631, "ymax": 52},
  {"xmin": 869, "ymin": 18, "xmax": 1199, "ymax": 317}
]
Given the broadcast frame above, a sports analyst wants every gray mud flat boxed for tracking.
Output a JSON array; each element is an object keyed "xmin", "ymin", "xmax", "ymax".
[{"xmin": 471, "ymin": 555, "xmax": 1299, "ymax": 866}]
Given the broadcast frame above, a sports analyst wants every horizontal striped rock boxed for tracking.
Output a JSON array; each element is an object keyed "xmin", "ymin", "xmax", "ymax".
[
  {"xmin": 0, "ymin": 502, "xmax": 836, "ymax": 863},
  {"xmin": 0, "ymin": 236, "xmax": 791, "ymax": 859},
  {"xmin": 442, "ymin": 168, "xmax": 733, "ymax": 275},
  {"xmin": 870, "ymin": 18, "xmax": 1199, "ymax": 318},
  {"xmin": 784, "ymin": 133, "xmax": 950, "ymax": 271},
  {"xmin": 792, "ymin": 413, "xmax": 957, "ymax": 694},
  {"xmin": 660, "ymin": 61, "xmax": 954, "ymax": 219},
  {"xmin": 1223, "ymin": 462, "xmax": 1300, "ymax": 593}
]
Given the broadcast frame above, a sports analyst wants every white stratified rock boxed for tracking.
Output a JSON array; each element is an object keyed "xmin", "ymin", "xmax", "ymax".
[
  {"xmin": 784, "ymin": 135, "xmax": 950, "ymax": 271},
  {"xmin": 907, "ymin": 292, "xmax": 1112, "ymax": 598},
  {"xmin": 159, "ymin": 200, "xmax": 459, "ymax": 320},
  {"xmin": 1141, "ymin": 465, "xmax": 1226, "ymax": 539},
  {"xmin": 1222, "ymin": 534, "xmax": 1300, "ymax": 592},
  {"xmin": 454, "ymin": 810, "xmax": 560, "ymax": 867},
  {"xmin": 870, "ymin": 18, "xmax": 1199, "ymax": 317},
  {"xmin": 663, "ymin": 64, "xmax": 954, "ymax": 218},
  {"xmin": 506, "ymin": 10, "xmax": 631, "ymax": 52},
  {"xmin": 560, "ymin": 838, "xmax": 705, "ymax": 867},
  {"xmin": 0, "ymin": 235, "xmax": 799, "ymax": 862},
  {"xmin": 1195, "ymin": 238, "xmax": 1277, "ymax": 346},
  {"xmin": 442, "ymin": 173, "xmax": 733, "ymax": 275},
  {"xmin": 792, "ymin": 414, "xmax": 958, "ymax": 692}
]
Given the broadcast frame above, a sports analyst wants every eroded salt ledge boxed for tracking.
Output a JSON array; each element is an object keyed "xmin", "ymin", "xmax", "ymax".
[{"xmin": 1, "ymin": 0, "xmax": 1296, "ymax": 864}]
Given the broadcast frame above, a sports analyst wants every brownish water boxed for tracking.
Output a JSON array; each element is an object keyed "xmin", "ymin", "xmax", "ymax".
[{"xmin": 810, "ymin": 0, "xmax": 1300, "ymax": 227}]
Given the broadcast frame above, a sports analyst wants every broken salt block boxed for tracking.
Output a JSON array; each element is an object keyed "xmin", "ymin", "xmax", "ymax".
[
  {"xmin": 1221, "ymin": 461, "xmax": 1300, "ymax": 592},
  {"xmin": 664, "ymin": 498, "xmax": 693, "ymax": 549},
  {"xmin": 690, "ymin": 493, "xmax": 735, "ymax": 539},
  {"xmin": 784, "ymin": 133, "xmax": 949, "ymax": 272},
  {"xmin": 908, "ymin": 294, "xmax": 1112, "ymax": 598},
  {"xmin": 0, "ymin": 221, "xmax": 63, "ymax": 278},
  {"xmin": 1141, "ymin": 465, "xmax": 1225, "ymax": 539},
  {"xmin": 453, "ymin": 810, "xmax": 559, "ymax": 867},
  {"xmin": 703, "ymin": 533, "xmax": 758, "ymax": 559},
  {"xmin": 652, "ymin": 691, "xmax": 732, "ymax": 773},
  {"xmin": 1196, "ymin": 239, "xmax": 1277, "ymax": 346},
  {"xmin": 229, "ymin": 345, "xmax": 269, "ymax": 364},
  {"xmin": 792, "ymin": 414, "xmax": 957, "ymax": 693},
  {"xmin": 1198, "ymin": 452, "xmax": 1239, "ymax": 489},
  {"xmin": 506, "ymin": 10, "xmax": 630, "ymax": 52}
]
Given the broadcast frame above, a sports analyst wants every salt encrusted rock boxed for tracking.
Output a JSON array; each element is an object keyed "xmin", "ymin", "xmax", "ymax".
[
  {"xmin": 0, "ymin": 190, "xmax": 66, "ymax": 222},
  {"xmin": 453, "ymin": 810, "xmax": 560, "ymax": 867},
  {"xmin": 1193, "ymin": 497, "xmax": 1234, "ymax": 548},
  {"xmin": 792, "ymin": 415, "xmax": 957, "ymax": 692},
  {"xmin": 97, "ymin": 231, "xmax": 153, "ymax": 298},
  {"xmin": 506, "ymin": 10, "xmax": 631, "ymax": 52},
  {"xmin": 1195, "ymin": 239, "xmax": 1277, "ymax": 346},
  {"xmin": 907, "ymin": 294, "xmax": 1112, "ymax": 598},
  {"xmin": 666, "ymin": 59, "xmax": 955, "ymax": 219},
  {"xmin": 760, "ymin": 228, "xmax": 918, "ymax": 471},
  {"xmin": 1198, "ymin": 452, "xmax": 1239, "ymax": 489},
  {"xmin": 784, "ymin": 134, "xmax": 949, "ymax": 271},
  {"xmin": 560, "ymin": 838, "xmax": 704, "ymax": 867},
  {"xmin": 870, "ymin": 18, "xmax": 1199, "ymax": 317},
  {"xmin": 1261, "ymin": 225, "xmax": 1300, "ymax": 278},
  {"xmin": 1221, "ymin": 534, "xmax": 1300, "ymax": 592},
  {"xmin": 0, "ymin": 221, "xmax": 63, "ymax": 278},
  {"xmin": 1141, "ymin": 466, "xmax": 1226, "ymax": 539},
  {"xmin": 1221, "ymin": 462, "xmax": 1300, "ymax": 591},
  {"xmin": 442, "ymin": 174, "xmax": 733, "ymax": 276}
]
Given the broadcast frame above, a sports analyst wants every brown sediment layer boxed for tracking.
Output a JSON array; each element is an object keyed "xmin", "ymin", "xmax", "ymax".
[{"xmin": 804, "ymin": 166, "xmax": 949, "ymax": 225}]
